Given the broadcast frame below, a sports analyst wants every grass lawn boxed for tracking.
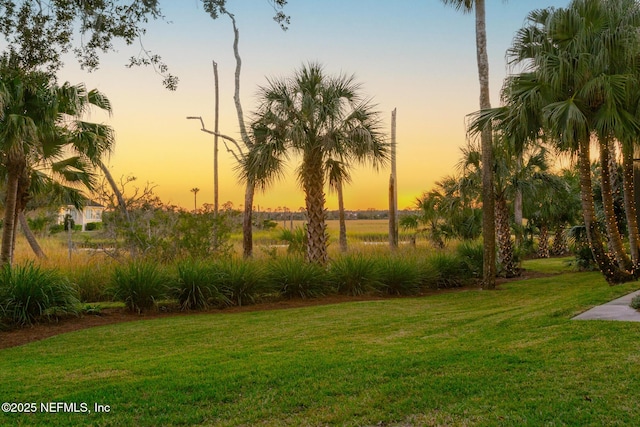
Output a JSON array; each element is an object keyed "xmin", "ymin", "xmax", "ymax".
[{"xmin": 1, "ymin": 261, "xmax": 640, "ymax": 426}]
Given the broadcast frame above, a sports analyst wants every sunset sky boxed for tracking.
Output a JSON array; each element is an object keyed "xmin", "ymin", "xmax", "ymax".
[{"xmin": 56, "ymin": 0, "xmax": 569, "ymax": 212}]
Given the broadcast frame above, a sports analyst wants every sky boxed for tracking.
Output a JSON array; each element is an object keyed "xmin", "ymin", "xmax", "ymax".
[{"xmin": 56, "ymin": 0, "xmax": 570, "ymax": 212}]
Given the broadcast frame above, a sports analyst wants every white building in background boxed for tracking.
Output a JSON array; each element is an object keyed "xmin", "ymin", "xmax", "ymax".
[{"xmin": 58, "ymin": 202, "xmax": 105, "ymax": 231}]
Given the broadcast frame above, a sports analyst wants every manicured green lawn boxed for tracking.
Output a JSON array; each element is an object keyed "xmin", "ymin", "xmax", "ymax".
[{"xmin": 1, "ymin": 263, "xmax": 639, "ymax": 426}]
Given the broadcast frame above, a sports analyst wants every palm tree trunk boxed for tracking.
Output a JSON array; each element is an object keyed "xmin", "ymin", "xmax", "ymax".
[
  {"xmin": 495, "ymin": 194, "xmax": 518, "ymax": 277},
  {"xmin": 1, "ymin": 167, "xmax": 20, "ymax": 265},
  {"xmin": 537, "ymin": 224, "xmax": 550, "ymax": 259},
  {"xmin": 578, "ymin": 139, "xmax": 632, "ymax": 284},
  {"xmin": 475, "ymin": 0, "xmax": 497, "ymax": 289},
  {"xmin": 242, "ymin": 181, "xmax": 254, "ymax": 258},
  {"xmin": 337, "ymin": 180, "xmax": 347, "ymax": 253},
  {"xmin": 621, "ymin": 142, "xmax": 640, "ymax": 270},
  {"xmin": 303, "ymin": 149, "xmax": 328, "ymax": 265},
  {"xmin": 18, "ymin": 212, "xmax": 46, "ymax": 259},
  {"xmin": 551, "ymin": 226, "xmax": 567, "ymax": 256},
  {"xmin": 599, "ymin": 141, "xmax": 633, "ymax": 272}
]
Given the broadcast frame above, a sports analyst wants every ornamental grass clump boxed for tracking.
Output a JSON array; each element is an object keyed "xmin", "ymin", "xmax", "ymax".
[
  {"xmin": 329, "ymin": 254, "xmax": 382, "ymax": 296},
  {"xmin": 174, "ymin": 259, "xmax": 229, "ymax": 310},
  {"xmin": 631, "ymin": 294, "xmax": 640, "ymax": 311},
  {"xmin": 214, "ymin": 259, "xmax": 269, "ymax": 307},
  {"xmin": 0, "ymin": 262, "xmax": 80, "ymax": 328},
  {"xmin": 426, "ymin": 252, "xmax": 467, "ymax": 288},
  {"xmin": 375, "ymin": 256, "xmax": 424, "ymax": 296},
  {"xmin": 65, "ymin": 262, "xmax": 115, "ymax": 303},
  {"xmin": 455, "ymin": 240, "xmax": 484, "ymax": 279},
  {"xmin": 109, "ymin": 261, "xmax": 170, "ymax": 313},
  {"xmin": 267, "ymin": 256, "xmax": 331, "ymax": 299}
]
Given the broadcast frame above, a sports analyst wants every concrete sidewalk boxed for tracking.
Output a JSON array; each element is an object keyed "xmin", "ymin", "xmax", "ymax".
[{"xmin": 572, "ymin": 290, "xmax": 640, "ymax": 322}]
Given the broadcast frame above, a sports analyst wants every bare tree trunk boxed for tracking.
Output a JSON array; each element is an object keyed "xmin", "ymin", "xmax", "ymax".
[
  {"xmin": 225, "ymin": 12, "xmax": 256, "ymax": 258},
  {"xmin": 389, "ymin": 108, "xmax": 398, "ymax": 250},
  {"xmin": 212, "ymin": 60, "xmax": 220, "ymax": 250},
  {"xmin": 388, "ymin": 175, "xmax": 397, "ymax": 250},
  {"xmin": 338, "ymin": 180, "xmax": 347, "ymax": 253},
  {"xmin": 18, "ymin": 212, "xmax": 46, "ymax": 259},
  {"xmin": 475, "ymin": 0, "xmax": 497, "ymax": 289},
  {"xmin": 99, "ymin": 160, "xmax": 129, "ymax": 222}
]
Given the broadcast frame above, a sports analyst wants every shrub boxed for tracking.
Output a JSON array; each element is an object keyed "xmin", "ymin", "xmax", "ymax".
[
  {"xmin": 0, "ymin": 263, "xmax": 80, "ymax": 328},
  {"xmin": 214, "ymin": 259, "xmax": 268, "ymax": 307},
  {"xmin": 109, "ymin": 262, "xmax": 169, "ymax": 313},
  {"xmin": 329, "ymin": 254, "xmax": 381, "ymax": 296},
  {"xmin": 66, "ymin": 263, "xmax": 114, "ymax": 302},
  {"xmin": 456, "ymin": 240, "xmax": 483, "ymax": 279},
  {"xmin": 267, "ymin": 257, "xmax": 331, "ymax": 299},
  {"xmin": 174, "ymin": 259, "xmax": 229, "ymax": 310},
  {"xmin": 279, "ymin": 226, "xmax": 307, "ymax": 255},
  {"xmin": 85, "ymin": 222, "xmax": 102, "ymax": 231},
  {"xmin": 426, "ymin": 252, "xmax": 466, "ymax": 288},
  {"xmin": 630, "ymin": 294, "xmax": 640, "ymax": 311},
  {"xmin": 49, "ymin": 224, "xmax": 64, "ymax": 234},
  {"xmin": 376, "ymin": 256, "xmax": 424, "ymax": 296}
]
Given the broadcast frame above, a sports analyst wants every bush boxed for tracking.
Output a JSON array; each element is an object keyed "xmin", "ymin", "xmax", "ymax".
[
  {"xmin": 426, "ymin": 252, "xmax": 467, "ymax": 288},
  {"xmin": 279, "ymin": 226, "xmax": 307, "ymax": 255},
  {"xmin": 174, "ymin": 259, "xmax": 229, "ymax": 310},
  {"xmin": 630, "ymin": 294, "xmax": 640, "ymax": 310},
  {"xmin": 456, "ymin": 240, "xmax": 484, "ymax": 279},
  {"xmin": 267, "ymin": 257, "xmax": 331, "ymax": 299},
  {"xmin": 85, "ymin": 222, "xmax": 102, "ymax": 231},
  {"xmin": 66, "ymin": 263, "xmax": 114, "ymax": 302},
  {"xmin": 109, "ymin": 262, "xmax": 169, "ymax": 313},
  {"xmin": 213, "ymin": 259, "xmax": 268, "ymax": 307},
  {"xmin": 49, "ymin": 224, "xmax": 64, "ymax": 234},
  {"xmin": 376, "ymin": 256, "xmax": 424, "ymax": 296},
  {"xmin": 0, "ymin": 263, "xmax": 80, "ymax": 328},
  {"xmin": 329, "ymin": 254, "xmax": 382, "ymax": 296}
]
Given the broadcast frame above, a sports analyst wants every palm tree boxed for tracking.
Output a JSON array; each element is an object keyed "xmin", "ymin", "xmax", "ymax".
[
  {"xmin": 191, "ymin": 187, "xmax": 200, "ymax": 211},
  {"xmin": 441, "ymin": 0, "xmax": 497, "ymax": 288},
  {"xmin": 506, "ymin": 0, "xmax": 639, "ymax": 283},
  {"xmin": 0, "ymin": 58, "xmax": 117, "ymax": 264},
  {"xmin": 246, "ymin": 63, "xmax": 388, "ymax": 264},
  {"xmin": 14, "ymin": 155, "xmax": 95, "ymax": 258},
  {"xmin": 0, "ymin": 62, "xmax": 56, "ymax": 265}
]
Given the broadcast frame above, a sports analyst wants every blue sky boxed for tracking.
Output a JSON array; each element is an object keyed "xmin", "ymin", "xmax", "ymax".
[{"xmin": 56, "ymin": 0, "xmax": 569, "ymax": 211}]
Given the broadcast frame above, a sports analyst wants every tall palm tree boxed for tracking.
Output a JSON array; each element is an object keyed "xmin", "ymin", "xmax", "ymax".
[
  {"xmin": 0, "ymin": 59, "xmax": 116, "ymax": 265},
  {"xmin": 0, "ymin": 62, "xmax": 56, "ymax": 265},
  {"xmin": 441, "ymin": 0, "xmax": 497, "ymax": 288},
  {"xmin": 246, "ymin": 63, "xmax": 388, "ymax": 264},
  {"xmin": 507, "ymin": 0, "xmax": 639, "ymax": 283}
]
